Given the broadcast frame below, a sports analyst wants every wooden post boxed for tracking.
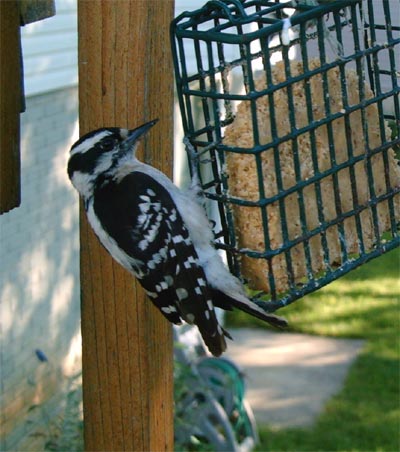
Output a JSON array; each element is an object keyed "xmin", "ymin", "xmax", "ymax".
[
  {"xmin": 77, "ymin": 1, "xmax": 174, "ymax": 451},
  {"xmin": 0, "ymin": 0, "xmax": 22, "ymax": 213}
]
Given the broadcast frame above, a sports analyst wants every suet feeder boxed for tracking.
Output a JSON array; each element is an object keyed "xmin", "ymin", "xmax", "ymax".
[{"xmin": 171, "ymin": 0, "xmax": 400, "ymax": 311}]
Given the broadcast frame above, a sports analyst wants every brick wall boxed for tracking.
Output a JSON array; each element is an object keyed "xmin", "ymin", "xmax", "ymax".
[{"xmin": 0, "ymin": 86, "xmax": 81, "ymax": 451}]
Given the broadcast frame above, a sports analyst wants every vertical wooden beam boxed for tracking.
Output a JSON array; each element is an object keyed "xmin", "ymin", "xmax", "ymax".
[
  {"xmin": 0, "ymin": 0, "xmax": 21, "ymax": 213},
  {"xmin": 77, "ymin": 1, "xmax": 175, "ymax": 451}
]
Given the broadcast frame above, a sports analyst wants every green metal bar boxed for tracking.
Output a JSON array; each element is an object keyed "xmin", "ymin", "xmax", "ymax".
[
  {"xmin": 261, "ymin": 237, "xmax": 400, "ymax": 307},
  {"xmin": 258, "ymin": 31, "xmax": 279, "ymax": 297},
  {"xmin": 288, "ymin": 23, "xmax": 315, "ymax": 282},
  {"xmin": 315, "ymin": 14, "xmax": 348, "ymax": 264},
  {"xmin": 193, "ymin": 33, "xmax": 212, "ymax": 148},
  {"xmin": 378, "ymin": 0, "xmax": 398, "ymax": 237},
  {"xmin": 281, "ymin": 45, "xmax": 315, "ymax": 285},
  {"xmin": 334, "ymin": 7, "xmax": 368, "ymax": 257},
  {"xmin": 363, "ymin": 0, "xmax": 386, "ymax": 248},
  {"xmin": 263, "ymin": 41, "xmax": 297, "ymax": 293},
  {"xmin": 173, "ymin": 0, "xmax": 360, "ymax": 45},
  {"xmin": 175, "ymin": 37, "xmax": 191, "ymax": 135},
  {"xmin": 244, "ymin": 35, "xmax": 283, "ymax": 295},
  {"xmin": 205, "ymin": 37, "xmax": 240, "ymax": 273}
]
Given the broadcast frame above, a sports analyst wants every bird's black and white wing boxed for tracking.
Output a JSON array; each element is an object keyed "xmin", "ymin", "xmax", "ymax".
[{"xmin": 90, "ymin": 170, "xmax": 229, "ymax": 356}]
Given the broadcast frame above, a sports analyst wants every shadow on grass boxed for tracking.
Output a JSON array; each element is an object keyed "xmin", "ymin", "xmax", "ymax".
[
  {"xmin": 288, "ymin": 296, "xmax": 400, "ymax": 339},
  {"xmin": 343, "ymin": 248, "xmax": 399, "ymax": 281},
  {"xmin": 226, "ymin": 248, "xmax": 399, "ymax": 337}
]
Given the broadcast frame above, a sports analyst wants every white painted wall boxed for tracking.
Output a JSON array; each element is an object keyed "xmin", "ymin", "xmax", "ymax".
[
  {"xmin": 0, "ymin": 87, "xmax": 80, "ymax": 451},
  {"xmin": 21, "ymin": 0, "xmax": 78, "ymax": 96}
]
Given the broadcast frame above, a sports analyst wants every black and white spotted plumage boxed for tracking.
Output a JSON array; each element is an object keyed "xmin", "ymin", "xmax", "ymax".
[{"xmin": 68, "ymin": 120, "xmax": 287, "ymax": 356}]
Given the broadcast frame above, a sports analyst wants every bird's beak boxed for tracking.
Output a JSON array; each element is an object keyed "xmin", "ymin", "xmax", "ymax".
[{"xmin": 123, "ymin": 119, "xmax": 159, "ymax": 149}]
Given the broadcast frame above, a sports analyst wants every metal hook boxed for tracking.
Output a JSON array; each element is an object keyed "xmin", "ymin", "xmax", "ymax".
[{"xmin": 203, "ymin": 0, "xmax": 247, "ymax": 23}]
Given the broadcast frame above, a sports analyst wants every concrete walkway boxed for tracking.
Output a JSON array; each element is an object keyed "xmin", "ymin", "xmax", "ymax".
[{"xmin": 225, "ymin": 328, "xmax": 364, "ymax": 429}]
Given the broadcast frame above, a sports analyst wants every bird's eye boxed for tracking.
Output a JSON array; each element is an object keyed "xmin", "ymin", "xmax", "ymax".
[{"xmin": 100, "ymin": 137, "xmax": 116, "ymax": 151}]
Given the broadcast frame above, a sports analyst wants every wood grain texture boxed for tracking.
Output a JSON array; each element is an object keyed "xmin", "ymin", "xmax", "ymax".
[
  {"xmin": 0, "ymin": 0, "xmax": 21, "ymax": 214},
  {"xmin": 77, "ymin": 1, "xmax": 174, "ymax": 450}
]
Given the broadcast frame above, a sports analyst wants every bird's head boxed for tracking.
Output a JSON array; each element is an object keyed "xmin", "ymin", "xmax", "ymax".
[{"xmin": 68, "ymin": 119, "xmax": 158, "ymax": 199}]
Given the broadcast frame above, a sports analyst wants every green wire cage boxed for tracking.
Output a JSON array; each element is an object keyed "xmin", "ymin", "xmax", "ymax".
[{"xmin": 171, "ymin": 0, "xmax": 400, "ymax": 311}]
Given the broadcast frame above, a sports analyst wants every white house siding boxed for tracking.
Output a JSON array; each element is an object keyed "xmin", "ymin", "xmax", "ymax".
[
  {"xmin": 21, "ymin": 0, "xmax": 78, "ymax": 96},
  {"xmin": 0, "ymin": 1, "xmax": 80, "ymax": 450},
  {"xmin": 0, "ymin": 86, "xmax": 80, "ymax": 452}
]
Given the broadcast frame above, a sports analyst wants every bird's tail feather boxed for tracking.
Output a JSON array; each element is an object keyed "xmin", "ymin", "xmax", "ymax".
[
  {"xmin": 211, "ymin": 289, "xmax": 288, "ymax": 328},
  {"xmin": 198, "ymin": 325, "xmax": 230, "ymax": 357},
  {"xmin": 178, "ymin": 294, "xmax": 231, "ymax": 357}
]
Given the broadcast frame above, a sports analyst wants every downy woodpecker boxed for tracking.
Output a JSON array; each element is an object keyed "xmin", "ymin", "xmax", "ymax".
[{"xmin": 68, "ymin": 119, "xmax": 287, "ymax": 356}]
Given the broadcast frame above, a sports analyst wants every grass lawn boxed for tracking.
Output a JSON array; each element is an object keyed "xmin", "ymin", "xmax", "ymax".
[{"xmin": 226, "ymin": 248, "xmax": 400, "ymax": 452}]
